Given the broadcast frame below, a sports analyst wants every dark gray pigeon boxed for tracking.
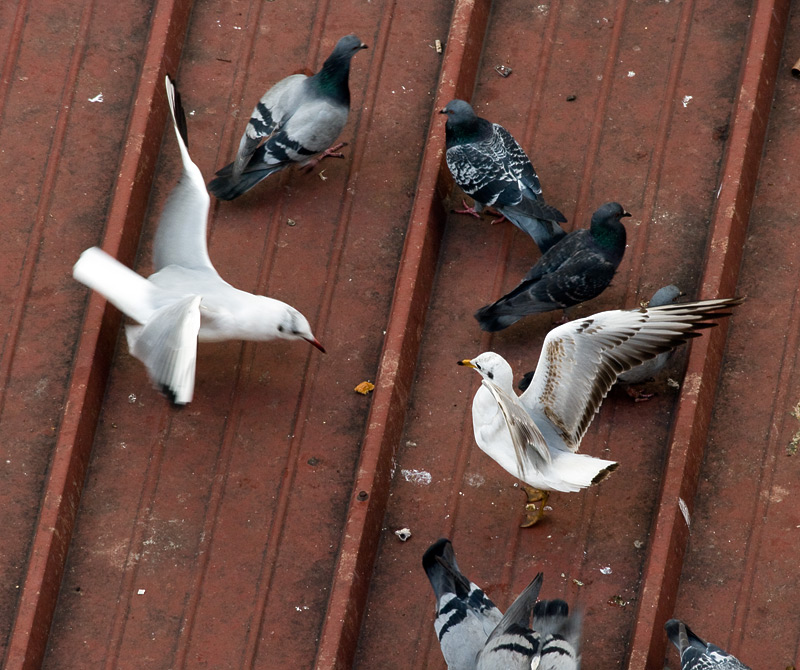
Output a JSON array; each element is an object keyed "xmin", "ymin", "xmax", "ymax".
[
  {"xmin": 531, "ymin": 599, "xmax": 581, "ymax": 669},
  {"xmin": 665, "ymin": 619, "xmax": 752, "ymax": 669},
  {"xmin": 422, "ymin": 538, "xmax": 503, "ymax": 670},
  {"xmin": 440, "ymin": 99, "xmax": 567, "ymax": 254},
  {"xmin": 475, "ymin": 201, "xmax": 630, "ymax": 332},
  {"xmin": 209, "ymin": 34, "xmax": 367, "ymax": 200},
  {"xmin": 475, "ymin": 574, "xmax": 543, "ymax": 670}
]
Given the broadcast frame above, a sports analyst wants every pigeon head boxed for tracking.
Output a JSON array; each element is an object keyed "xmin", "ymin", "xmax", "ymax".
[
  {"xmin": 440, "ymin": 99, "xmax": 488, "ymax": 146},
  {"xmin": 331, "ymin": 34, "xmax": 369, "ymax": 58},
  {"xmin": 590, "ymin": 201, "xmax": 631, "ymax": 225},
  {"xmin": 458, "ymin": 352, "xmax": 513, "ymax": 387},
  {"xmin": 439, "ymin": 99, "xmax": 478, "ymax": 124},
  {"xmin": 315, "ymin": 35, "xmax": 367, "ymax": 102},
  {"xmin": 276, "ymin": 306, "xmax": 326, "ymax": 352},
  {"xmin": 589, "ymin": 201, "xmax": 630, "ymax": 254}
]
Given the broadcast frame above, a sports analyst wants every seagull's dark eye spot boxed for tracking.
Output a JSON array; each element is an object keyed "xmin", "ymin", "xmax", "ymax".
[
  {"xmin": 277, "ymin": 325, "xmax": 285, "ymax": 333},
  {"xmin": 487, "ymin": 371, "xmax": 494, "ymax": 380}
]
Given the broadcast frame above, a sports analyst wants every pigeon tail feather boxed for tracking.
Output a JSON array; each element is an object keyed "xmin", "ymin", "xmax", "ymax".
[{"xmin": 208, "ymin": 162, "xmax": 287, "ymax": 200}]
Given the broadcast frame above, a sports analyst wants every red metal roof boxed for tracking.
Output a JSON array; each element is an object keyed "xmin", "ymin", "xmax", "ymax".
[{"xmin": 2, "ymin": 0, "xmax": 798, "ymax": 668}]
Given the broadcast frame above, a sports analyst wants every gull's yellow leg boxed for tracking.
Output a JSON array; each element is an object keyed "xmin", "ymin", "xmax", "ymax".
[{"xmin": 520, "ymin": 485, "xmax": 550, "ymax": 528}]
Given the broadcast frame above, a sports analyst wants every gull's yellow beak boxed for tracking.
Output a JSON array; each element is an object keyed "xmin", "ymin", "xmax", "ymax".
[{"xmin": 457, "ymin": 359, "xmax": 476, "ymax": 368}]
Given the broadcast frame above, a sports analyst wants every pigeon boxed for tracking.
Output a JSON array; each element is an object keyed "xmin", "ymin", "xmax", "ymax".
[
  {"xmin": 517, "ymin": 284, "xmax": 685, "ymax": 400},
  {"xmin": 208, "ymin": 34, "xmax": 368, "ymax": 200},
  {"xmin": 458, "ymin": 297, "xmax": 742, "ymax": 525},
  {"xmin": 475, "ymin": 574, "xmax": 543, "ymax": 670},
  {"xmin": 531, "ymin": 599, "xmax": 581, "ymax": 670},
  {"xmin": 475, "ymin": 202, "xmax": 630, "ymax": 332},
  {"xmin": 617, "ymin": 284, "xmax": 683, "ymax": 399},
  {"xmin": 440, "ymin": 99, "xmax": 567, "ymax": 254},
  {"xmin": 73, "ymin": 76, "xmax": 325, "ymax": 405},
  {"xmin": 665, "ymin": 619, "xmax": 752, "ymax": 669},
  {"xmin": 422, "ymin": 538, "xmax": 503, "ymax": 670}
]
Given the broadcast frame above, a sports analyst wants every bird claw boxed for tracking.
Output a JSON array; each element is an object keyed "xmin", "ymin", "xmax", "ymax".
[
  {"xmin": 301, "ymin": 143, "xmax": 349, "ymax": 172},
  {"xmin": 625, "ymin": 386, "xmax": 656, "ymax": 402},
  {"xmin": 485, "ymin": 208, "xmax": 507, "ymax": 225},
  {"xmin": 453, "ymin": 198, "xmax": 482, "ymax": 219},
  {"xmin": 519, "ymin": 485, "xmax": 549, "ymax": 527}
]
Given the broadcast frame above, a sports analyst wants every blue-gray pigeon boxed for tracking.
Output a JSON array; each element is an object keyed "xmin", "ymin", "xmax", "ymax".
[
  {"xmin": 422, "ymin": 538, "xmax": 503, "ymax": 670},
  {"xmin": 209, "ymin": 34, "xmax": 367, "ymax": 200}
]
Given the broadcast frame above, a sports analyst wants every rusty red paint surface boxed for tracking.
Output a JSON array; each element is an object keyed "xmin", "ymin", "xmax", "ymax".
[{"xmin": 1, "ymin": 0, "xmax": 798, "ymax": 668}]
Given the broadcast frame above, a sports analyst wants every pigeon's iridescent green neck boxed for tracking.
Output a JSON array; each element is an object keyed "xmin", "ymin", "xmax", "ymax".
[
  {"xmin": 315, "ymin": 56, "xmax": 352, "ymax": 104},
  {"xmin": 591, "ymin": 217, "xmax": 626, "ymax": 251},
  {"xmin": 446, "ymin": 115, "xmax": 490, "ymax": 147}
]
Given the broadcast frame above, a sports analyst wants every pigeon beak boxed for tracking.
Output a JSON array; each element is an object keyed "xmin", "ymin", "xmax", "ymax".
[
  {"xmin": 359, "ymin": 43, "xmax": 368, "ymax": 50},
  {"xmin": 306, "ymin": 337, "xmax": 326, "ymax": 353},
  {"xmin": 457, "ymin": 359, "xmax": 476, "ymax": 368},
  {"xmin": 439, "ymin": 108, "xmax": 448, "ymax": 115},
  {"xmin": 621, "ymin": 210, "xmax": 632, "ymax": 218}
]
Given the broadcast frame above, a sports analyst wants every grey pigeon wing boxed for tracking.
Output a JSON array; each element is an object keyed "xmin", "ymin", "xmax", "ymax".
[
  {"xmin": 126, "ymin": 295, "xmax": 201, "ymax": 405},
  {"xmin": 154, "ymin": 77, "xmax": 214, "ymax": 274},
  {"xmin": 493, "ymin": 123, "xmax": 542, "ymax": 198},
  {"xmin": 476, "ymin": 574, "xmax": 543, "ymax": 670},
  {"xmin": 422, "ymin": 539, "xmax": 502, "ymax": 670},
  {"xmin": 233, "ymin": 73, "xmax": 308, "ymax": 177},
  {"xmin": 533, "ymin": 600, "xmax": 581, "ymax": 670},
  {"xmin": 278, "ymin": 97, "xmax": 349, "ymax": 157},
  {"xmin": 446, "ymin": 140, "xmax": 520, "ymax": 209}
]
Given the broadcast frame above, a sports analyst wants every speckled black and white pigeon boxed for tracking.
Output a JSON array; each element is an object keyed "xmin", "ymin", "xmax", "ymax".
[
  {"xmin": 208, "ymin": 34, "xmax": 367, "ymax": 200},
  {"xmin": 531, "ymin": 599, "xmax": 581, "ymax": 669},
  {"xmin": 440, "ymin": 99, "xmax": 567, "ymax": 254},
  {"xmin": 475, "ymin": 574, "xmax": 543, "ymax": 670},
  {"xmin": 665, "ymin": 619, "xmax": 752, "ymax": 669},
  {"xmin": 475, "ymin": 201, "xmax": 630, "ymax": 332},
  {"xmin": 422, "ymin": 538, "xmax": 503, "ymax": 670}
]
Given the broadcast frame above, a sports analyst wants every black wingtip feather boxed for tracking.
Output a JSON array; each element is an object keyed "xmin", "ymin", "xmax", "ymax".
[{"xmin": 166, "ymin": 75, "xmax": 189, "ymax": 149}]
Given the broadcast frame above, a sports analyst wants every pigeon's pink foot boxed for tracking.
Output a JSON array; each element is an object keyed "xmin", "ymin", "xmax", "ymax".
[
  {"xmin": 301, "ymin": 143, "xmax": 348, "ymax": 172},
  {"xmin": 453, "ymin": 199, "xmax": 482, "ymax": 219},
  {"xmin": 625, "ymin": 386, "xmax": 656, "ymax": 402},
  {"xmin": 488, "ymin": 209, "xmax": 508, "ymax": 225}
]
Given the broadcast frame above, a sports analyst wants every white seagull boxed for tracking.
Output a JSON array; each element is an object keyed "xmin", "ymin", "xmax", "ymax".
[
  {"xmin": 459, "ymin": 297, "xmax": 742, "ymax": 525},
  {"xmin": 73, "ymin": 76, "xmax": 324, "ymax": 405}
]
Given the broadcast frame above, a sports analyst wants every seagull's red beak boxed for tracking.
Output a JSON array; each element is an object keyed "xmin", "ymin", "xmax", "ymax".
[{"xmin": 306, "ymin": 337, "xmax": 326, "ymax": 353}]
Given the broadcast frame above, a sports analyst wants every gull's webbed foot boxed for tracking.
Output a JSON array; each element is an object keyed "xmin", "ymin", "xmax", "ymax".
[{"xmin": 520, "ymin": 485, "xmax": 550, "ymax": 527}]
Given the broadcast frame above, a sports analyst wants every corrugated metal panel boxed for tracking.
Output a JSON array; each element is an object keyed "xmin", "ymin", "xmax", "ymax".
[{"xmin": 0, "ymin": 0, "xmax": 796, "ymax": 668}]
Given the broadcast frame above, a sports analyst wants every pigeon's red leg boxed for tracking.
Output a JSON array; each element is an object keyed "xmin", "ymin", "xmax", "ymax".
[
  {"xmin": 624, "ymin": 386, "xmax": 656, "ymax": 402},
  {"xmin": 487, "ymin": 209, "xmax": 508, "ymax": 225},
  {"xmin": 301, "ymin": 143, "xmax": 348, "ymax": 172},
  {"xmin": 453, "ymin": 199, "xmax": 482, "ymax": 219}
]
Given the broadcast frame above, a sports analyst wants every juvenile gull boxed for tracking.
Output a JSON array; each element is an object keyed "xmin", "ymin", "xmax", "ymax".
[
  {"xmin": 209, "ymin": 34, "xmax": 368, "ymax": 200},
  {"xmin": 440, "ymin": 99, "xmax": 567, "ymax": 254},
  {"xmin": 73, "ymin": 76, "xmax": 324, "ymax": 405},
  {"xmin": 475, "ymin": 202, "xmax": 630, "ymax": 332},
  {"xmin": 665, "ymin": 619, "xmax": 752, "ymax": 669},
  {"xmin": 459, "ymin": 297, "xmax": 742, "ymax": 525}
]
